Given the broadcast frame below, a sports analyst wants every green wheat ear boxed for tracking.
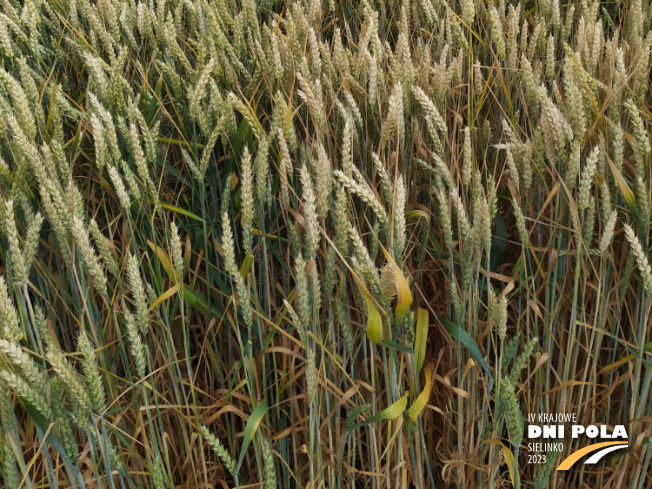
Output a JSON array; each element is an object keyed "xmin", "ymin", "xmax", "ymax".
[
  {"xmin": 0, "ymin": 277, "xmax": 21, "ymax": 343},
  {"xmin": 261, "ymin": 437, "xmax": 277, "ymax": 489},
  {"xmin": 624, "ymin": 224, "xmax": 652, "ymax": 294},
  {"xmin": 0, "ymin": 383, "xmax": 20, "ymax": 489},
  {"xmin": 0, "ymin": 370, "xmax": 52, "ymax": 419},
  {"xmin": 77, "ymin": 332, "xmax": 105, "ymax": 413},
  {"xmin": 0, "ymin": 338, "xmax": 48, "ymax": 393},
  {"xmin": 200, "ymin": 425, "xmax": 237, "ymax": 476},
  {"xmin": 46, "ymin": 349, "xmax": 93, "ymax": 430},
  {"xmin": 152, "ymin": 455, "xmax": 166, "ymax": 489},
  {"xmin": 534, "ymin": 448, "xmax": 558, "ymax": 489},
  {"xmin": 126, "ymin": 252, "xmax": 150, "ymax": 334},
  {"xmin": 500, "ymin": 376, "xmax": 524, "ymax": 451},
  {"xmin": 507, "ymin": 337, "xmax": 538, "ymax": 384},
  {"xmin": 124, "ymin": 305, "xmax": 147, "ymax": 379}
]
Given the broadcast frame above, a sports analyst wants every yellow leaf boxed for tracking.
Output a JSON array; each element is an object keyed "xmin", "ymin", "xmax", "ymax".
[
  {"xmin": 405, "ymin": 209, "xmax": 430, "ymax": 223},
  {"xmin": 483, "ymin": 439, "xmax": 519, "ymax": 487},
  {"xmin": 414, "ymin": 308, "xmax": 429, "ymax": 375},
  {"xmin": 407, "ymin": 364, "xmax": 433, "ymax": 421},
  {"xmin": 147, "ymin": 240, "xmax": 179, "ymax": 283},
  {"xmin": 148, "ymin": 283, "xmax": 181, "ymax": 312},
  {"xmin": 378, "ymin": 391, "xmax": 409, "ymax": 421},
  {"xmin": 252, "ymin": 228, "xmax": 279, "ymax": 239},
  {"xmin": 353, "ymin": 391, "xmax": 410, "ymax": 429},
  {"xmin": 393, "ymin": 264, "xmax": 413, "ymax": 323},
  {"xmin": 379, "ymin": 247, "xmax": 413, "ymax": 323},
  {"xmin": 598, "ymin": 354, "xmax": 635, "ymax": 375},
  {"xmin": 362, "ymin": 291, "xmax": 383, "ymax": 345},
  {"xmin": 607, "ymin": 157, "xmax": 639, "ymax": 219}
]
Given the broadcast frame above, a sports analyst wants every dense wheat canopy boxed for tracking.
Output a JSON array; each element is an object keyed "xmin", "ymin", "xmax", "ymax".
[{"xmin": 0, "ymin": 0, "xmax": 651, "ymax": 487}]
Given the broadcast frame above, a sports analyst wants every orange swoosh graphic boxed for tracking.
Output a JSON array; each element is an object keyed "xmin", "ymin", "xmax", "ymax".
[{"xmin": 556, "ymin": 441, "xmax": 628, "ymax": 471}]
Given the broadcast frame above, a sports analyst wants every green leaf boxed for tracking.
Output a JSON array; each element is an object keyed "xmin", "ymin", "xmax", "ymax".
[
  {"xmin": 428, "ymin": 228, "xmax": 445, "ymax": 255},
  {"xmin": 159, "ymin": 202, "xmax": 204, "ymax": 222},
  {"xmin": 157, "ymin": 136, "xmax": 199, "ymax": 149},
  {"xmin": 351, "ymin": 391, "xmax": 409, "ymax": 430},
  {"xmin": 240, "ymin": 253, "xmax": 254, "ymax": 277},
  {"xmin": 381, "ymin": 340, "xmax": 414, "ymax": 354},
  {"xmin": 148, "ymin": 240, "xmax": 222, "ymax": 319},
  {"xmin": 183, "ymin": 284, "xmax": 223, "ymax": 319},
  {"xmin": 147, "ymin": 80, "xmax": 163, "ymax": 122},
  {"xmin": 235, "ymin": 400, "xmax": 268, "ymax": 474},
  {"xmin": 442, "ymin": 319, "xmax": 493, "ymax": 379},
  {"xmin": 491, "ymin": 212, "xmax": 508, "ymax": 272}
]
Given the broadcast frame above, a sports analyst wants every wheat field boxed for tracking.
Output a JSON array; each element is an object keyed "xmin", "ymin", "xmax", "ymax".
[{"xmin": 0, "ymin": 0, "xmax": 651, "ymax": 487}]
